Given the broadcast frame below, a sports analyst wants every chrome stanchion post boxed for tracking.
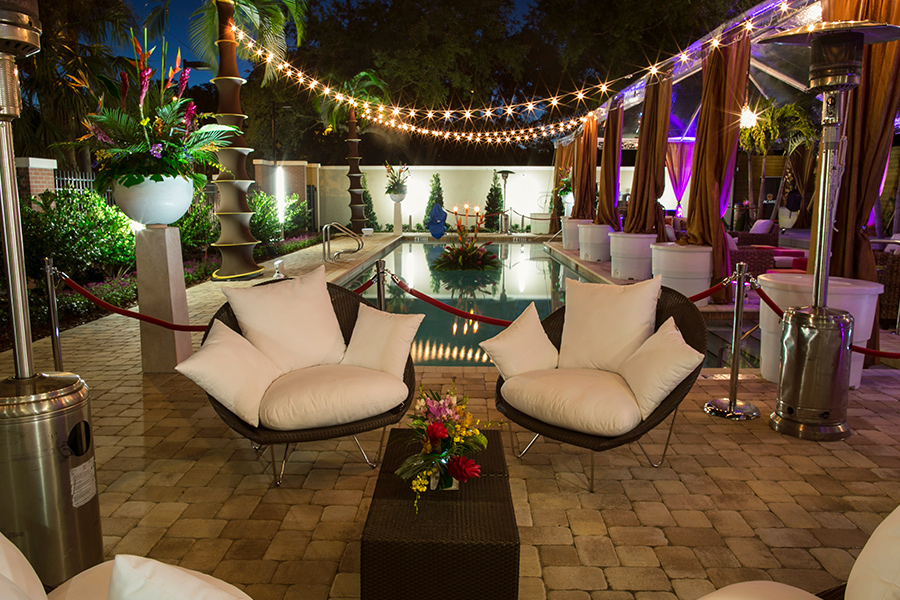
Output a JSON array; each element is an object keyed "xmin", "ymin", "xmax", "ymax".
[
  {"xmin": 375, "ymin": 259, "xmax": 386, "ymax": 311},
  {"xmin": 704, "ymin": 262, "xmax": 760, "ymax": 420},
  {"xmin": 43, "ymin": 258, "xmax": 63, "ymax": 372}
]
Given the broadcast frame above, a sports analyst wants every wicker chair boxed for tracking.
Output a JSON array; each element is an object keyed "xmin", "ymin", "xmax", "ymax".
[
  {"xmin": 874, "ymin": 250, "xmax": 900, "ymax": 329},
  {"xmin": 202, "ymin": 280, "xmax": 416, "ymax": 485},
  {"xmin": 733, "ymin": 231, "xmax": 779, "ymax": 247},
  {"xmin": 729, "ymin": 246, "xmax": 775, "ymax": 278},
  {"xmin": 494, "ymin": 286, "xmax": 707, "ymax": 491}
]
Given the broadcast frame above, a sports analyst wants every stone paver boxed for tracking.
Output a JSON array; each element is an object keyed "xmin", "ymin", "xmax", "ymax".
[{"xmin": 6, "ymin": 238, "xmax": 899, "ymax": 599}]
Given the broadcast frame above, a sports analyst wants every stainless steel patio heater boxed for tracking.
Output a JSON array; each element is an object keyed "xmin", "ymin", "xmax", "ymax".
[
  {"xmin": 760, "ymin": 21, "xmax": 900, "ymax": 441},
  {"xmin": 0, "ymin": 0, "xmax": 103, "ymax": 586}
]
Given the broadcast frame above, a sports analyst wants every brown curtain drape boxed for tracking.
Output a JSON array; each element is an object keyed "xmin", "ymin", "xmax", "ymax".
[
  {"xmin": 822, "ymin": 0, "xmax": 900, "ymax": 359},
  {"xmin": 789, "ymin": 144, "xmax": 818, "ymax": 229},
  {"xmin": 571, "ymin": 114, "xmax": 598, "ymax": 220},
  {"xmin": 681, "ymin": 33, "xmax": 751, "ymax": 302},
  {"xmin": 595, "ymin": 103, "xmax": 623, "ymax": 230},
  {"xmin": 624, "ymin": 71, "xmax": 672, "ymax": 241},
  {"xmin": 550, "ymin": 140, "xmax": 576, "ymax": 234},
  {"xmin": 665, "ymin": 141, "xmax": 695, "ymax": 217}
]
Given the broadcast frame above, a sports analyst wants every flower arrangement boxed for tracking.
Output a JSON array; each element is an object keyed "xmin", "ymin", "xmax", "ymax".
[
  {"xmin": 74, "ymin": 31, "xmax": 236, "ymax": 192},
  {"xmin": 431, "ymin": 211, "xmax": 501, "ymax": 271},
  {"xmin": 384, "ymin": 161, "xmax": 410, "ymax": 194},
  {"xmin": 395, "ymin": 386, "xmax": 488, "ymax": 510}
]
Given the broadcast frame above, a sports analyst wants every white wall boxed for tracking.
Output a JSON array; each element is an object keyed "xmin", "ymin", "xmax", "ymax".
[{"xmin": 317, "ymin": 165, "xmax": 690, "ymax": 228}]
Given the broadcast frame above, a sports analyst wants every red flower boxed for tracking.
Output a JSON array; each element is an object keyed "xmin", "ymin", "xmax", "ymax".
[
  {"xmin": 447, "ymin": 456, "xmax": 481, "ymax": 483},
  {"xmin": 426, "ymin": 422, "xmax": 448, "ymax": 442}
]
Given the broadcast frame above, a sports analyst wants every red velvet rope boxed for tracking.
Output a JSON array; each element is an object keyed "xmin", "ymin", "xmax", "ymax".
[
  {"xmin": 352, "ymin": 277, "xmax": 375, "ymax": 294},
  {"xmin": 755, "ymin": 286, "xmax": 785, "ymax": 318},
  {"xmin": 688, "ymin": 281, "xmax": 726, "ymax": 303},
  {"xmin": 511, "ymin": 210, "xmax": 553, "ymax": 221},
  {"xmin": 62, "ymin": 276, "xmax": 207, "ymax": 332},
  {"xmin": 391, "ymin": 277, "xmax": 513, "ymax": 327}
]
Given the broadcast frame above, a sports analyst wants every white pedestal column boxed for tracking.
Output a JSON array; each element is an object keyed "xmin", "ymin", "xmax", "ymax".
[
  {"xmin": 393, "ymin": 202, "xmax": 403, "ymax": 235},
  {"xmin": 135, "ymin": 226, "xmax": 192, "ymax": 373}
]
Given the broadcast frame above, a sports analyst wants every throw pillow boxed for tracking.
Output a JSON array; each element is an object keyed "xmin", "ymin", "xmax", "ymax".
[
  {"xmin": 749, "ymin": 219, "xmax": 774, "ymax": 234},
  {"xmin": 0, "ymin": 533, "xmax": 46, "ymax": 600},
  {"xmin": 558, "ymin": 276, "xmax": 662, "ymax": 372},
  {"xmin": 726, "ymin": 233, "xmax": 739, "ymax": 252},
  {"xmin": 222, "ymin": 266, "xmax": 346, "ymax": 373},
  {"xmin": 0, "ymin": 575, "xmax": 32, "ymax": 600},
  {"xmin": 479, "ymin": 302, "xmax": 558, "ymax": 380},
  {"xmin": 618, "ymin": 317, "xmax": 704, "ymax": 419},
  {"xmin": 108, "ymin": 555, "xmax": 250, "ymax": 600},
  {"xmin": 340, "ymin": 304, "xmax": 423, "ymax": 380},
  {"xmin": 175, "ymin": 320, "xmax": 282, "ymax": 427},
  {"xmin": 845, "ymin": 503, "xmax": 900, "ymax": 600}
]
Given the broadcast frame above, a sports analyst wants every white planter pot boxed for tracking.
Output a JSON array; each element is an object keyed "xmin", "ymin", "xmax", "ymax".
[
  {"xmin": 578, "ymin": 224, "xmax": 614, "ymax": 262},
  {"xmin": 561, "ymin": 217, "xmax": 592, "ymax": 250},
  {"xmin": 389, "ymin": 192, "xmax": 406, "ymax": 203},
  {"xmin": 757, "ymin": 273, "xmax": 883, "ymax": 389},
  {"xmin": 651, "ymin": 243, "xmax": 713, "ymax": 306},
  {"xmin": 113, "ymin": 176, "xmax": 193, "ymax": 225},
  {"xmin": 609, "ymin": 232, "xmax": 656, "ymax": 280},
  {"xmin": 530, "ymin": 212, "xmax": 551, "ymax": 235}
]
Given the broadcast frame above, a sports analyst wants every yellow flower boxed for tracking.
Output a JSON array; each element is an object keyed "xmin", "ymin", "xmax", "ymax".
[{"xmin": 139, "ymin": 117, "xmax": 150, "ymax": 127}]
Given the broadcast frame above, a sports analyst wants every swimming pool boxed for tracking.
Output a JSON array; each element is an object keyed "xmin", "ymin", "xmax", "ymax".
[{"xmin": 345, "ymin": 242, "xmax": 590, "ymax": 367}]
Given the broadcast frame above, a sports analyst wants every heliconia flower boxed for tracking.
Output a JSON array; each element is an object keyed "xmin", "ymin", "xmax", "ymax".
[
  {"xmin": 119, "ymin": 71, "xmax": 128, "ymax": 110},
  {"xmin": 447, "ymin": 456, "xmax": 481, "ymax": 483},
  {"xmin": 182, "ymin": 101, "xmax": 197, "ymax": 136},
  {"xmin": 138, "ymin": 67, "xmax": 153, "ymax": 108},
  {"xmin": 150, "ymin": 143, "xmax": 162, "ymax": 158},
  {"xmin": 177, "ymin": 67, "xmax": 191, "ymax": 99}
]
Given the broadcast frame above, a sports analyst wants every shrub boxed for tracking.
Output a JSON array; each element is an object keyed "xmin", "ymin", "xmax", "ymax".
[
  {"xmin": 174, "ymin": 193, "xmax": 220, "ymax": 259},
  {"xmin": 20, "ymin": 188, "xmax": 135, "ymax": 281},
  {"xmin": 248, "ymin": 190, "xmax": 283, "ymax": 255},
  {"xmin": 284, "ymin": 193, "xmax": 312, "ymax": 235}
]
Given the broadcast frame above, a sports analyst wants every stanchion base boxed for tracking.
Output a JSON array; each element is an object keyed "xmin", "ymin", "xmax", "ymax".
[
  {"xmin": 769, "ymin": 412, "xmax": 851, "ymax": 441},
  {"xmin": 704, "ymin": 397, "xmax": 761, "ymax": 420}
]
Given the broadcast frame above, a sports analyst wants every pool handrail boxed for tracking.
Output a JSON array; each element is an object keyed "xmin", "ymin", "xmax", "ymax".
[{"xmin": 322, "ymin": 222, "xmax": 364, "ymax": 262}]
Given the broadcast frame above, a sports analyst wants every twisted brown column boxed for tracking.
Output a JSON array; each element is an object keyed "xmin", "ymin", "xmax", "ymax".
[
  {"xmin": 211, "ymin": 0, "xmax": 263, "ymax": 280},
  {"xmin": 346, "ymin": 106, "xmax": 365, "ymax": 234}
]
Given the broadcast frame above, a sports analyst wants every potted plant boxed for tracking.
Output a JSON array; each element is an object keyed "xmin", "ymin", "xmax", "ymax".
[
  {"xmin": 75, "ymin": 32, "xmax": 236, "ymax": 225},
  {"xmin": 384, "ymin": 161, "xmax": 409, "ymax": 203}
]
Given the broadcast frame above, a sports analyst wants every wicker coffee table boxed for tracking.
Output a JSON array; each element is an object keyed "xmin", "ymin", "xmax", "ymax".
[{"xmin": 361, "ymin": 428, "xmax": 519, "ymax": 600}]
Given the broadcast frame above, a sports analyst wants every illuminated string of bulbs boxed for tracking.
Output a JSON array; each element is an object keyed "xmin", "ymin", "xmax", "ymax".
[{"xmin": 230, "ymin": 0, "xmax": 818, "ymax": 146}]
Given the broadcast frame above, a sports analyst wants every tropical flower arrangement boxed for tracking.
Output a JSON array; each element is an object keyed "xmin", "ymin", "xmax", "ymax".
[
  {"xmin": 384, "ymin": 161, "xmax": 410, "ymax": 194},
  {"xmin": 431, "ymin": 213, "xmax": 501, "ymax": 271},
  {"xmin": 74, "ymin": 31, "xmax": 236, "ymax": 192},
  {"xmin": 395, "ymin": 386, "xmax": 488, "ymax": 511}
]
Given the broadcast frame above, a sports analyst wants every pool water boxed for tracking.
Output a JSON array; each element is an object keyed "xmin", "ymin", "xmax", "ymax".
[{"xmin": 345, "ymin": 242, "xmax": 589, "ymax": 367}]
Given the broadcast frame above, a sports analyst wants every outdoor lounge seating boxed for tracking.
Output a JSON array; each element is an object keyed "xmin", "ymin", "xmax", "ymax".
[
  {"xmin": 697, "ymin": 501, "xmax": 900, "ymax": 600},
  {"xmin": 487, "ymin": 280, "xmax": 707, "ymax": 491},
  {"xmin": 181, "ymin": 271, "xmax": 418, "ymax": 485}
]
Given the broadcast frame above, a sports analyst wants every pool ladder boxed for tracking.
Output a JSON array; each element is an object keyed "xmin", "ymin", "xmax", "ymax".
[{"xmin": 322, "ymin": 222, "xmax": 364, "ymax": 262}]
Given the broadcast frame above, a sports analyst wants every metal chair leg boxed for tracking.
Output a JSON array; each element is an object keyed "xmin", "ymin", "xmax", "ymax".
[
  {"xmin": 636, "ymin": 408, "xmax": 679, "ymax": 468},
  {"xmin": 507, "ymin": 422, "xmax": 540, "ymax": 459},
  {"xmin": 354, "ymin": 428, "xmax": 388, "ymax": 469},
  {"xmin": 270, "ymin": 443, "xmax": 291, "ymax": 487}
]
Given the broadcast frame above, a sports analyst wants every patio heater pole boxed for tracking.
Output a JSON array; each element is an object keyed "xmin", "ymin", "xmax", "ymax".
[{"xmin": 760, "ymin": 21, "xmax": 900, "ymax": 441}]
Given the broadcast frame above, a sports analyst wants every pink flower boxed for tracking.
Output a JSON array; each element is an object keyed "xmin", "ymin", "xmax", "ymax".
[
  {"xmin": 177, "ymin": 67, "xmax": 191, "ymax": 99},
  {"xmin": 183, "ymin": 101, "xmax": 197, "ymax": 136},
  {"xmin": 138, "ymin": 67, "xmax": 153, "ymax": 108},
  {"xmin": 447, "ymin": 456, "xmax": 480, "ymax": 483},
  {"xmin": 91, "ymin": 124, "xmax": 112, "ymax": 144}
]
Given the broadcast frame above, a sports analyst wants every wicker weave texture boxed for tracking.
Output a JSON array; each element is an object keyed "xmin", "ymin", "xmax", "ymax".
[
  {"xmin": 361, "ymin": 429, "xmax": 518, "ymax": 600},
  {"xmin": 875, "ymin": 250, "xmax": 900, "ymax": 324},
  {"xmin": 201, "ymin": 280, "xmax": 416, "ymax": 447},
  {"xmin": 495, "ymin": 286, "xmax": 707, "ymax": 454},
  {"xmin": 735, "ymin": 231, "xmax": 779, "ymax": 247}
]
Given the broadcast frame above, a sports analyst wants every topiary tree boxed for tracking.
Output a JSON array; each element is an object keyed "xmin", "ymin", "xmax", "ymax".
[
  {"xmin": 484, "ymin": 170, "xmax": 503, "ymax": 231},
  {"xmin": 362, "ymin": 175, "xmax": 380, "ymax": 230},
  {"xmin": 423, "ymin": 173, "xmax": 444, "ymax": 230}
]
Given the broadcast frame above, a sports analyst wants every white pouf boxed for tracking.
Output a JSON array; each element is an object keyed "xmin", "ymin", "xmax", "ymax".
[
  {"xmin": 578, "ymin": 224, "xmax": 614, "ymax": 262},
  {"xmin": 610, "ymin": 232, "xmax": 657, "ymax": 280},
  {"xmin": 651, "ymin": 243, "xmax": 713, "ymax": 306},
  {"xmin": 757, "ymin": 273, "xmax": 883, "ymax": 389}
]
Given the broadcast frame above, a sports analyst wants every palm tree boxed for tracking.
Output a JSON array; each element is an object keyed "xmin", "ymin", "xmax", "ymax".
[
  {"xmin": 316, "ymin": 71, "xmax": 390, "ymax": 234},
  {"xmin": 768, "ymin": 103, "xmax": 817, "ymax": 221},
  {"xmin": 739, "ymin": 98, "xmax": 778, "ymax": 222},
  {"xmin": 144, "ymin": 0, "xmax": 307, "ymax": 84}
]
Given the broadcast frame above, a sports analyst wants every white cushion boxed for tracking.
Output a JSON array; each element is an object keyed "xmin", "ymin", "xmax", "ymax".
[
  {"xmin": 479, "ymin": 303, "xmax": 559, "ymax": 380},
  {"xmin": 697, "ymin": 581, "xmax": 819, "ymax": 600},
  {"xmin": 223, "ymin": 266, "xmax": 346, "ymax": 373},
  {"xmin": 665, "ymin": 224, "xmax": 677, "ymax": 242},
  {"xmin": 619, "ymin": 317, "xmax": 704, "ymax": 420},
  {"xmin": 886, "ymin": 233, "xmax": 900, "ymax": 254},
  {"xmin": 501, "ymin": 369, "xmax": 641, "ymax": 436},
  {"xmin": 749, "ymin": 219, "xmax": 774, "ymax": 234},
  {"xmin": 846, "ymin": 503, "xmax": 900, "ymax": 600},
  {"xmin": 259, "ymin": 364, "xmax": 407, "ymax": 431},
  {"xmin": 726, "ymin": 233, "xmax": 739, "ymax": 251},
  {"xmin": 0, "ymin": 533, "xmax": 46, "ymax": 600},
  {"xmin": 0, "ymin": 575, "xmax": 32, "ymax": 600},
  {"xmin": 107, "ymin": 555, "xmax": 250, "ymax": 600},
  {"xmin": 175, "ymin": 320, "xmax": 282, "ymax": 427},
  {"xmin": 558, "ymin": 277, "xmax": 661, "ymax": 372},
  {"xmin": 340, "ymin": 304, "xmax": 423, "ymax": 380}
]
